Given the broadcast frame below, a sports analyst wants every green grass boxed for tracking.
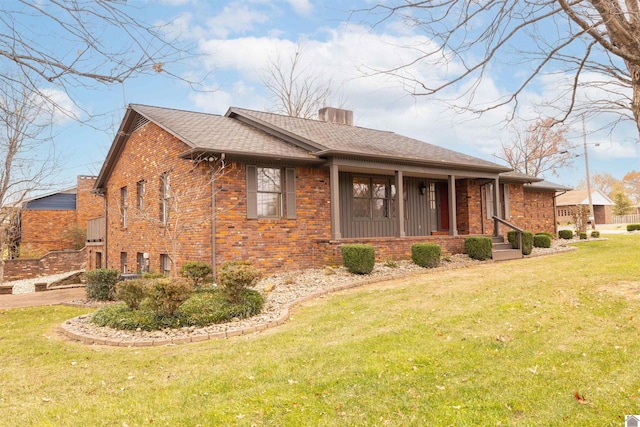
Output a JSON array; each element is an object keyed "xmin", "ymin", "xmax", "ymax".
[{"xmin": 2, "ymin": 235, "xmax": 640, "ymax": 426}]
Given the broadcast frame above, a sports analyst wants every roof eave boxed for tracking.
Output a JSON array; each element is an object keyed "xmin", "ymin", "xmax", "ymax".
[
  {"xmin": 94, "ymin": 107, "xmax": 137, "ymax": 191},
  {"xmin": 178, "ymin": 147, "xmax": 324, "ymax": 165},
  {"xmin": 316, "ymin": 150, "xmax": 512, "ymax": 174}
]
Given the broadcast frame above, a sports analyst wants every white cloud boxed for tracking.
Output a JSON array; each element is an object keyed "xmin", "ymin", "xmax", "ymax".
[
  {"xmin": 206, "ymin": 4, "xmax": 270, "ymax": 38},
  {"xmin": 287, "ymin": 0, "xmax": 312, "ymax": 15}
]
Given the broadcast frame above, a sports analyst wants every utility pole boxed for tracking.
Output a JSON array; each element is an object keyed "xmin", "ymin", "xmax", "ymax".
[{"xmin": 582, "ymin": 116, "xmax": 596, "ymax": 230}]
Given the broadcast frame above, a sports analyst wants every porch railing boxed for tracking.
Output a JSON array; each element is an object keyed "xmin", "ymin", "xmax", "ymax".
[
  {"xmin": 87, "ymin": 216, "xmax": 105, "ymax": 244},
  {"xmin": 492, "ymin": 216, "xmax": 522, "ymax": 251}
]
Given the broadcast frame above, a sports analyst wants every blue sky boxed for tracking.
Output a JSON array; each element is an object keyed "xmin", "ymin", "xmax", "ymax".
[{"xmin": 40, "ymin": 0, "xmax": 639, "ymax": 191}]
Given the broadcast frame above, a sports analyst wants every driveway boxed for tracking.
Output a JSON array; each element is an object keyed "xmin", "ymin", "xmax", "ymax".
[{"xmin": 0, "ymin": 287, "xmax": 86, "ymax": 309}]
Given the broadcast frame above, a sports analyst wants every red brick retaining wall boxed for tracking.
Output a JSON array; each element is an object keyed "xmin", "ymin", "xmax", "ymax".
[{"xmin": 4, "ymin": 248, "xmax": 86, "ymax": 281}]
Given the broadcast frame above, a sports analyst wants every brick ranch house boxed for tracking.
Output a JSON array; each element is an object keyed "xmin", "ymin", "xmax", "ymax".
[
  {"xmin": 556, "ymin": 189, "xmax": 614, "ymax": 225},
  {"xmin": 90, "ymin": 104, "xmax": 566, "ymax": 275}
]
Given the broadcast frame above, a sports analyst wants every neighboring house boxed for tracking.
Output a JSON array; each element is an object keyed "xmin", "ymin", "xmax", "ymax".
[
  {"xmin": 556, "ymin": 189, "xmax": 614, "ymax": 225},
  {"xmin": 16, "ymin": 176, "xmax": 103, "ymax": 257},
  {"xmin": 92, "ymin": 104, "xmax": 567, "ymax": 275}
]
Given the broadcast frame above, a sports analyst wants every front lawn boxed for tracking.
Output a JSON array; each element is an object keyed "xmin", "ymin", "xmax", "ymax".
[{"xmin": 1, "ymin": 235, "xmax": 639, "ymax": 426}]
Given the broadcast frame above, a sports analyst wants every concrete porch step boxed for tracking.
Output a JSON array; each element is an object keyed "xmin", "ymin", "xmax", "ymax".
[
  {"xmin": 493, "ymin": 242, "xmax": 513, "ymax": 250},
  {"xmin": 492, "ymin": 248, "xmax": 523, "ymax": 261}
]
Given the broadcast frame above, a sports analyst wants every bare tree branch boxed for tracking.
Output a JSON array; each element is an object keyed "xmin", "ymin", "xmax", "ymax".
[{"xmin": 357, "ymin": 1, "xmax": 640, "ymax": 134}]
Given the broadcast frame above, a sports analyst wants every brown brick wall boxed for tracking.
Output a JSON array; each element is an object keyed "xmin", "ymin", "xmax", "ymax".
[
  {"xmin": 20, "ymin": 210, "xmax": 77, "ymax": 255},
  {"xmin": 104, "ymin": 122, "xmax": 213, "ymax": 274},
  {"xmin": 315, "ymin": 236, "xmax": 467, "ymax": 267},
  {"xmin": 4, "ymin": 248, "xmax": 86, "ymax": 281},
  {"xmin": 76, "ymin": 176, "xmax": 104, "ymax": 228},
  {"xmin": 215, "ymin": 163, "xmax": 332, "ymax": 272},
  {"xmin": 521, "ymin": 190, "xmax": 556, "ymax": 233}
]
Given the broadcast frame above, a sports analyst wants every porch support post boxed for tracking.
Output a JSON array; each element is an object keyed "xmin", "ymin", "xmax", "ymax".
[
  {"xmin": 493, "ymin": 177, "xmax": 501, "ymax": 237},
  {"xmin": 395, "ymin": 170, "xmax": 405, "ymax": 237},
  {"xmin": 448, "ymin": 175, "xmax": 458, "ymax": 236},
  {"xmin": 329, "ymin": 163, "xmax": 341, "ymax": 240}
]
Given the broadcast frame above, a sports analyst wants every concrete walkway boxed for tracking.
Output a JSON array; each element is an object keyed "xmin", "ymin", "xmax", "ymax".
[{"xmin": 0, "ymin": 287, "xmax": 86, "ymax": 310}]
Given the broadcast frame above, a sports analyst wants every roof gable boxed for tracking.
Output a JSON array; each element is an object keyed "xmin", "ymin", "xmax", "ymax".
[{"xmin": 556, "ymin": 189, "xmax": 614, "ymax": 206}]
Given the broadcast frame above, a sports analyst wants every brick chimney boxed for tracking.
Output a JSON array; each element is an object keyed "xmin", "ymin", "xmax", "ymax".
[{"xmin": 318, "ymin": 107, "xmax": 353, "ymax": 126}]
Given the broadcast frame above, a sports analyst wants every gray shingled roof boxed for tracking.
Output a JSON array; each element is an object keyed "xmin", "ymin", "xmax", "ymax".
[
  {"xmin": 227, "ymin": 107, "xmax": 511, "ymax": 172},
  {"xmin": 132, "ymin": 104, "xmax": 317, "ymax": 161}
]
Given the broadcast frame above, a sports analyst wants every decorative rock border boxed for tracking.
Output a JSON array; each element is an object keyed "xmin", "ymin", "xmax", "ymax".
[{"xmin": 59, "ymin": 243, "xmax": 581, "ymax": 347}]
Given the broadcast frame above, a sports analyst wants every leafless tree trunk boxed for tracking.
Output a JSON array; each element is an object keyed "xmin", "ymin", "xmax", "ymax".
[
  {"xmin": 496, "ymin": 118, "xmax": 573, "ymax": 177},
  {"xmin": 262, "ymin": 44, "xmax": 333, "ymax": 119},
  {"xmin": 360, "ymin": 1, "xmax": 640, "ymax": 134},
  {"xmin": 0, "ymin": 1, "xmax": 196, "ymax": 120},
  {"xmin": 0, "ymin": 82, "xmax": 59, "ymax": 283}
]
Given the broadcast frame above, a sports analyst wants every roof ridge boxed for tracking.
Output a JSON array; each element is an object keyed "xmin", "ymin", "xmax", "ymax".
[{"xmin": 130, "ymin": 103, "xmax": 224, "ymax": 118}]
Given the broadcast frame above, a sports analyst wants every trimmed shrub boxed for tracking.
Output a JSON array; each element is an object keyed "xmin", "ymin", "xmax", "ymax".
[
  {"xmin": 591, "ymin": 231, "xmax": 600, "ymax": 238},
  {"xmin": 464, "ymin": 237, "xmax": 492, "ymax": 261},
  {"xmin": 179, "ymin": 261, "xmax": 213, "ymax": 288},
  {"xmin": 179, "ymin": 288, "xmax": 265, "ymax": 326},
  {"xmin": 533, "ymin": 234, "xmax": 551, "ymax": 248},
  {"xmin": 411, "ymin": 243, "xmax": 442, "ymax": 268},
  {"xmin": 536, "ymin": 232, "xmax": 554, "ymax": 239},
  {"xmin": 507, "ymin": 231, "xmax": 518, "ymax": 249},
  {"xmin": 506, "ymin": 231, "xmax": 533, "ymax": 255},
  {"xmin": 341, "ymin": 244, "xmax": 375, "ymax": 274},
  {"xmin": 218, "ymin": 261, "xmax": 262, "ymax": 303},
  {"xmin": 145, "ymin": 278, "xmax": 193, "ymax": 317},
  {"xmin": 91, "ymin": 302, "xmax": 181, "ymax": 331},
  {"xmin": 580, "ymin": 232, "xmax": 588, "ymax": 240},
  {"xmin": 558, "ymin": 229, "xmax": 574, "ymax": 239},
  {"xmin": 85, "ymin": 269, "xmax": 119, "ymax": 301},
  {"xmin": 143, "ymin": 272, "xmax": 165, "ymax": 279},
  {"xmin": 521, "ymin": 231, "xmax": 534, "ymax": 255},
  {"xmin": 627, "ymin": 224, "xmax": 640, "ymax": 231},
  {"xmin": 115, "ymin": 279, "xmax": 148, "ymax": 310}
]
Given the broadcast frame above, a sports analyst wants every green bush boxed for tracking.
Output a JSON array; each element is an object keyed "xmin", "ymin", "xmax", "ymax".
[
  {"xmin": 580, "ymin": 232, "xmax": 588, "ymax": 240},
  {"xmin": 627, "ymin": 224, "xmax": 640, "ymax": 231},
  {"xmin": 115, "ymin": 279, "xmax": 148, "ymax": 310},
  {"xmin": 179, "ymin": 288, "xmax": 264, "ymax": 326},
  {"xmin": 341, "ymin": 244, "xmax": 375, "ymax": 274},
  {"xmin": 521, "ymin": 231, "xmax": 534, "ymax": 255},
  {"xmin": 536, "ymin": 232, "xmax": 554, "ymax": 239},
  {"xmin": 411, "ymin": 243, "xmax": 441, "ymax": 268},
  {"xmin": 145, "ymin": 278, "xmax": 193, "ymax": 317},
  {"xmin": 506, "ymin": 231, "xmax": 518, "ymax": 249},
  {"xmin": 218, "ymin": 261, "xmax": 262, "ymax": 303},
  {"xmin": 142, "ymin": 272, "xmax": 165, "ymax": 279},
  {"xmin": 464, "ymin": 237, "xmax": 492, "ymax": 261},
  {"xmin": 558, "ymin": 229, "xmax": 574, "ymax": 239},
  {"xmin": 85, "ymin": 269, "xmax": 120, "ymax": 301},
  {"xmin": 591, "ymin": 231, "xmax": 600, "ymax": 238},
  {"xmin": 179, "ymin": 261, "xmax": 213, "ymax": 288},
  {"xmin": 91, "ymin": 302, "xmax": 182, "ymax": 331},
  {"xmin": 533, "ymin": 234, "xmax": 551, "ymax": 248}
]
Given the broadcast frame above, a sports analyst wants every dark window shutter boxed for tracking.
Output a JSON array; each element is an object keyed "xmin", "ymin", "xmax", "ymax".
[
  {"xmin": 286, "ymin": 168, "xmax": 296, "ymax": 219},
  {"xmin": 246, "ymin": 165, "xmax": 258, "ymax": 219}
]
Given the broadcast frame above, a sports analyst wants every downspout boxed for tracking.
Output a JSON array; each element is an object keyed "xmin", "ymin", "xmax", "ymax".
[
  {"xmin": 211, "ymin": 169, "xmax": 216, "ymax": 278},
  {"xmin": 552, "ymin": 190, "xmax": 568, "ymax": 237}
]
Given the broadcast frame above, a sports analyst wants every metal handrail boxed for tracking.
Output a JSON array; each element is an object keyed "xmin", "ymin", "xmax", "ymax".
[{"xmin": 492, "ymin": 216, "xmax": 523, "ymax": 252}]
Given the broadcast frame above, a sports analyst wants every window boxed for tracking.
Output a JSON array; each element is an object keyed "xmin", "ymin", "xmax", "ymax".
[
  {"xmin": 137, "ymin": 180, "xmax": 145, "ymax": 210},
  {"xmin": 120, "ymin": 186, "xmax": 128, "ymax": 227},
  {"xmin": 95, "ymin": 252, "xmax": 102, "ymax": 269},
  {"xmin": 120, "ymin": 252, "xmax": 127, "ymax": 274},
  {"xmin": 136, "ymin": 252, "xmax": 144, "ymax": 273},
  {"xmin": 486, "ymin": 183, "xmax": 494, "ymax": 219},
  {"xmin": 247, "ymin": 166, "xmax": 296, "ymax": 219},
  {"xmin": 160, "ymin": 172, "xmax": 170, "ymax": 224},
  {"xmin": 160, "ymin": 254, "xmax": 171, "ymax": 276},
  {"xmin": 256, "ymin": 167, "xmax": 282, "ymax": 217},
  {"xmin": 428, "ymin": 182, "xmax": 437, "ymax": 210},
  {"xmin": 353, "ymin": 176, "xmax": 395, "ymax": 219}
]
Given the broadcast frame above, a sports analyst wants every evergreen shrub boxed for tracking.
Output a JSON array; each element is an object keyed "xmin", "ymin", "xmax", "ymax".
[
  {"xmin": 411, "ymin": 243, "xmax": 441, "ymax": 268},
  {"xmin": 85, "ymin": 269, "xmax": 119, "ymax": 301},
  {"xmin": 179, "ymin": 261, "xmax": 213, "ymax": 288},
  {"xmin": 464, "ymin": 237, "xmax": 492, "ymax": 261},
  {"xmin": 218, "ymin": 261, "xmax": 262, "ymax": 303},
  {"xmin": 591, "ymin": 231, "xmax": 600, "ymax": 238},
  {"xmin": 533, "ymin": 234, "xmax": 551, "ymax": 248},
  {"xmin": 558, "ymin": 230, "xmax": 574, "ymax": 239},
  {"xmin": 580, "ymin": 232, "xmax": 588, "ymax": 240},
  {"xmin": 627, "ymin": 224, "xmax": 640, "ymax": 231},
  {"xmin": 341, "ymin": 244, "xmax": 375, "ymax": 274}
]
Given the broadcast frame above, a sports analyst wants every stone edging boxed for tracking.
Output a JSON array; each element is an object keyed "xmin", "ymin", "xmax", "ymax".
[
  {"xmin": 58, "ymin": 244, "xmax": 580, "ymax": 347},
  {"xmin": 58, "ymin": 272, "xmax": 413, "ymax": 347}
]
